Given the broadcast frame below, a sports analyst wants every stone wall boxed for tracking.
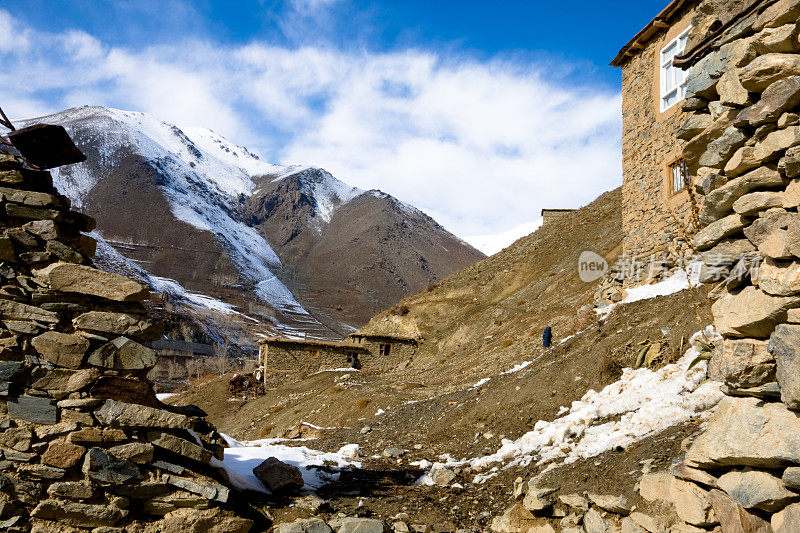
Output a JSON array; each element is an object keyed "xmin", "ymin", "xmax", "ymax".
[
  {"xmin": 620, "ymin": 5, "xmax": 698, "ymax": 260},
  {"xmin": 260, "ymin": 341, "xmax": 364, "ymax": 377},
  {"xmin": 663, "ymin": 0, "xmax": 800, "ymax": 529},
  {"xmin": 0, "ymin": 150, "xmax": 254, "ymax": 531}
]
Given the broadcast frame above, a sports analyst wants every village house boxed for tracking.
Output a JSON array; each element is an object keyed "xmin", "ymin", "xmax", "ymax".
[
  {"xmin": 256, "ymin": 332, "xmax": 419, "ymax": 383},
  {"xmin": 611, "ymin": 0, "xmax": 700, "ymax": 260}
]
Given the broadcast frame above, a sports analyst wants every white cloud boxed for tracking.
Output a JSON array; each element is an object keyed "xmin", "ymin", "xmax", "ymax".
[
  {"xmin": 465, "ymin": 220, "xmax": 543, "ymax": 256},
  {"xmin": 0, "ymin": 8, "xmax": 621, "ymax": 239}
]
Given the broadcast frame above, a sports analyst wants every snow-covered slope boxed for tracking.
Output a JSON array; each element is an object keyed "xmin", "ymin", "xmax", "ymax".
[{"xmin": 21, "ymin": 105, "xmax": 484, "ymax": 339}]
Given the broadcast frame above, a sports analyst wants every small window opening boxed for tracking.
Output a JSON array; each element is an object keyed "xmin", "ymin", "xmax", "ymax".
[
  {"xmin": 670, "ymin": 160, "xmax": 691, "ymax": 194},
  {"xmin": 379, "ymin": 343, "xmax": 391, "ymax": 356}
]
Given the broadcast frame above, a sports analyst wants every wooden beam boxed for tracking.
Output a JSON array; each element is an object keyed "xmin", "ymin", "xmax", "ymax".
[{"xmin": 653, "ymin": 21, "xmax": 670, "ymax": 28}]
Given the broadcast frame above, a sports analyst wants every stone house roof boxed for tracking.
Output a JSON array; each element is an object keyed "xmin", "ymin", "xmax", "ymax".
[
  {"xmin": 258, "ymin": 336, "xmax": 369, "ymax": 352},
  {"xmin": 611, "ymin": 0, "xmax": 698, "ymax": 66}
]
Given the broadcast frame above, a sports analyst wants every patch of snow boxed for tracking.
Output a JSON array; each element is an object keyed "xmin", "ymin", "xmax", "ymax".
[
  {"xmin": 337, "ymin": 444, "xmax": 360, "ymax": 459},
  {"xmin": 501, "ymin": 361, "xmax": 532, "ymax": 375},
  {"xmin": 183, "ymin": 126, "xmax": 285, "ymax": 180},
  {"xmin": 471, "ymin": 378, "xmax": 491, "ymax": 389},
  {"xmin": 416, "ymin": 331, "xmax": 724, "ymax": 485},
  {"xmin": 218, "ymin": 433, "xmax": 361, "ymax": 493},
  {"xmin": 148, "ymin": 276, "xmax": 241, "ymax": 315},
  {"xmin": 156, "ymin": 393, "xmax": 177, "ymax": 401},
  {"xmin": 375, "ymin": 409, "xmax": 385, "ymax": 416},
  {"xmin": 598, "ymin": 269, "xmax": 693, "ymax": 316},
  {"xmin": 314, "ymin": 368, "xmax": 358, "ymax": 374}
]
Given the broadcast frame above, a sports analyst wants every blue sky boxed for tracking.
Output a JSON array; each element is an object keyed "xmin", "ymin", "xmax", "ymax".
[{"xmin": 0, "ymin": 1, "xmax": 670, "ymax": 251}]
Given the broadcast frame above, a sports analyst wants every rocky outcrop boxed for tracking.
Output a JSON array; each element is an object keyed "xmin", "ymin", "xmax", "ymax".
[
  {"xmin": 0, "ymin": 150, "xmax": 254, "ymax": 531},
  {"xmin": 659, "ymin": 1, "xmax": 800, "ymax": 530}
]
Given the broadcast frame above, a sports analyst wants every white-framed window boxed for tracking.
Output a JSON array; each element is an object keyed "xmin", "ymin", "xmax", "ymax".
[{"xmin": 660, "ymin": 26, "xmax": 691, "ymax": 112}]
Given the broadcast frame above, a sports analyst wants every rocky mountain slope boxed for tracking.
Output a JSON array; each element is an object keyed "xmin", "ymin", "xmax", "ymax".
[
  {"xmin": 23, "ymin": 106, "xmax": 483, "ymax": 341},
  {"xmin": 173, "ymin": 188, "xmax": 718, "ymax": 529}
]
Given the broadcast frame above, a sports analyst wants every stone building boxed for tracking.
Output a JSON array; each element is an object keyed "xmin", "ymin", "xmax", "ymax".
[
  {"xmin": 347, "ymin": 333, "xmax": 418, "ymax": 369},
  {"xmin": 539, "ymin": 208, "xmax": 575, "ymax": 226},
  {"xmin": 612, "ymin": 0, "xmax": 700, "ymax": 259}
]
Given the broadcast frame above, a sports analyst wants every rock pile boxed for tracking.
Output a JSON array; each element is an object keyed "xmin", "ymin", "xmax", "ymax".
[
  {"xmin": 0, "ymin": 150, "xmax": 252, "ymax": 531},
  {"xmin": 655, "ymin": 0, "xmax": 800, "ymax": 530}
]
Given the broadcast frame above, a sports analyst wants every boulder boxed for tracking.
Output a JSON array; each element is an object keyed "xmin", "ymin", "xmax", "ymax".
[
  {"xmin": 677, "ymin": 114, "xmax": 714, "ymax": 141},
  {"xmin": 718, "ymin": 470, "xmax": 798, "ymax": 511},
  {"xmin": 739, "ymin": 53, "xmax": 800, "ymax": 92},
  {"xmin": 781, "ymin": 145, "xmax": 800, "ymax": 177},
  {"xmin": 521, "ymin": 485, "xmax": 557, "ymax": 512},
  {"xmin": 735, "ymin": 75, "xmax": 800, "ymax": 127},
  {"xmin": 253, "ymin": 457, "xmax": 304, "ymax": 494},
  {"xmin": 753, "ymin": 125, "xmax": 800, "ymax": 162},
  {"xmin": 148, "ymin": 432, "xmax": 212, "ymax": 464},
  {"xmin": 768, "ymin": 324, "xmax": 800, "ymax": 408},
  {"xmin": 710, "ymin": 338, "xmax": 776, "ymax": 388},
  {"xmin": 724, "ymin": 145, "xmax": 760, "ymax": 177},
  {"xmin": 558, "ymin": 494, "xmax": 589, "ymax": 512},
  {"xmin": 46, "ymin": 481, "xmax": 94, "ymax": 500},
  {"xmin": 670, "ymin": 478, "xmax": 718, "ymax": 527},
  {"xmin": 718, "ymin": 70, "xmax": 750, "ymax": 106},
  {"xmin": 754, "ymin": 0, "xmax": 800, "ymax": 30},
  {"xmin": 694, "ymin": 214, "xmax": 749, "ymax": 250},
  {"xmin": 711, "ymin": 285, "xmax": 800, "ymax": 338},
  {"xmin": 87, "ymin": 337, "xmax": 157, "ymax": 370},
  {"xmin": 31, "ymin": 368, "xmax": 99, "ymax": 393},
  {"xmin": 490, "ymin": 502, "xmax": 540, "ymax": 533},
  {"xmin": 671, "ymin": 461, "xmax": 720, "ymax": 488},
  {"xmin": 732, "ymin": 191, "xmax": 784, "ymax": 215},
  {"xmin": 162, "ymin": 474, "xmax": 229, "ymax": 503},
  {"xmin": 142, "ymin": 508, "xmax": 252, "ymax": 533},
  {"xmin": 686, "ymin": 396, "xmax": 800, "ymax": 468},
  {"xmin": 784, "ymin": 179, "xmax": 800, "ymax": 208},
  {"xmin": 107, "ymin": 442, "xmax": 154, "ymax": 464},
  {"xmin": 708, "ymin": 489, "xmax": 772, "ymax": 533},
  {"xmin": 759, "ymin": 229, "xmax": 793, "ymax": 259},
  {"xmin": 31, "ymin": 331, "xmax": 90, "ymax": 369},
  {"xmin": 33, "ymin": 262, "xmax": 149, "ymax": 301},
  {"xmin": 0, "ymin": 426, "xmax": 32, "ymax": 451},
  {"xmin": 582, "ymin": 508, "xmax": 609, "ymax": 533},
  {"xmin": 773, "ymin": 502, "xmax": 800, "ymax": 532},
  {"xmin": 639, "ymin": 471, "xmax": 674, "ymax": 502},
  {"xmin": 760, "ymin": 258, "xmax": 800, "ymax": 295},
  {"xmin": 428, "ymin": 465, "xmax": 457, "ymax": 486}
]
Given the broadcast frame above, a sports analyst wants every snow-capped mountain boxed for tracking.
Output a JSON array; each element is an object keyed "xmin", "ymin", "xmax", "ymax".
[{"xmin": 22, "ymin": 106, "xmax": 484, "ymax": 340}]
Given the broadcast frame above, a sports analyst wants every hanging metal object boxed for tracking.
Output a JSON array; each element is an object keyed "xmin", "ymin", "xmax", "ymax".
[{"xmin": 0, "ymin": 106, "xmax": 86, "ymax": 169}]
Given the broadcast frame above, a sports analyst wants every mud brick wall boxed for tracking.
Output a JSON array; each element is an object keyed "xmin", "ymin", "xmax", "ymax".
[
  {"xmin": 620, "ymin": 6, "xmax": 697, "ymax": 260},
  {"xmin": 663, "ymin": 0, "xmax": 800, "ymax": 530},
  {"xmin": 0, "ymin": 150, "xmax": 254, "ymax": 531},
  {"xmin": 260, "ymin": 342, "xmax": 363, "ymax": 375}
]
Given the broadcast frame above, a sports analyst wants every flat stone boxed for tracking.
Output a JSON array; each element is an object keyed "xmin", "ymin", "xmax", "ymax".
[
  {"xmin": 68, "ymin": 427, "xmax": 127, "ymax": 444},
  {"xmin": 745, "ymin": 208, "xmax": 794, "ymax": 246},
  {"xmin": 112, "ymin": 481, "xmax": 170, "ymax": 499},
  {"xmin": 30, "ymin": 499, "xmax": 126, "ymax": 528},
  {"xmin": 32, "ymin": 368, "xmax": 99, "ymax": 393},
  {"xmin": 47, "ymin": 481, "xmax": 94, "ymax": 500},
  {"xmin": 740, "ymin": 53, "xmax": 800, "ymax": 91},
  {"xmin": 736, "ymin": 75, "xmax": 800, "ymax": 127},
  {"xmin": 587, "ymin": 492, "xmax": 630, "ymax": 516},
  {"xmin": 557, "ymin": 494, "xmax": 589, "ymax": 512},
  {"xmin": 700, "ymin": 126, "xmax": 747, "ymax": 168},
  {"xmin": 781, "ymin": 145, "xmax": 800, "ymax": 177},
  {"xmin": 677, "ymin": 114, "xmax": 714, "ymax": 141},
  {"xmin": 31, "ymin": 331, "xmax": 90, "ymax": 369},
  {"xmin": 82, "ymin": 447, "xmax": 141, "ymax": 485},
  {"xmin": 4, "ymin": 320, "xmax": 40, "ymax": 335},
  {"xmin": 253, "ymin": 457, "xmax": 304, "ymax": 494},
  {"xmin": 428, "ymin": 465, "xmax": 457, "ymax": 486},
  {"xmin": 0, "ymin": 299, "xmax": 58, "ymax": 324},
  {"xmin": 702, "ymin": 166, "xmax": 784, "ymax": 224},
  {"xmin": 8, "ymin": 395, "xmax": 57, "ymax": 424},
  {"xmin": 639, "ymin": 471, "xmax": 673, "ymax": 502},
  {"xmin": 670, "ymin": 477, "xmax": 717, "ymax": 527},
  {"xmin": 275, "ymin": 518, "xmax": 333, "ymax": 533},
  {"xmin": 94, "ymin": 399, "xmax": 192, "ymax": 429},
  {"xmin": 162, "ymin": 474, "xmax": 230, "ymax": 503},
  {"xmin": 708, "ymin": 489, "xmax": 771, "ymax": 533},
  {"xmin": 718, "ymin": 470, "xmax": 798, "ymax": 511},
  {"xmin": 88, "ymin": 336, "xmax": 157, "ymax": 370},
  {"xmin": 733, "ymin": 191, "xmax": 784, "ymax": 215},
  {"xmin": 328, "ymin": 518, "xmax": 389, "ymax": 533},
  {"xmin": 148, "ymin": 432, "xmax": 211, "ymax": 464},
  {"xmin": 759, "ymin": 230, "xmax": 793, "ymax": 259},
  {"xmin": 686, "ymin": 396, "xmax": 800, "ymax": 468},
  {"xmin": 73, "ymin": 311, "xmax": 159, "ymax": 338},
  {"xmin": 41, "ymin": 440, "xmax": 86, "ymax": 469},
  {"xmin": 5, "ymin": 204, "xmax": 61, "ymax": 220},
  {"xmin": 46, "ymin": 239, "xmax": 83, "ymax": 263},
  {"xmin": 35, "ymin": 420, "xmax": 77, "ymax": 439},
  {"xmin": 0, "ymin": 361, "xmax": 24, "ymax": 382},
  {"xmin": 582, "ymin": 508, "xmax": 609, "ymax": 533},
  {"xmin": 671, "ymin": 461, "xmax": 719, "ymax": 488},
  {"xmin": 753, "ymin": 125, "xmax": 800, "ymax": 162},
  {"xmin": 710, "ymin": 338, "xmax": 776, "ymax": 389},
  {"xmin": 33, "ymin": 262, "xmax": 149, "ymax": 301},
  {"xmin": 108, "ymin": 442, "xmax": 154, "ymax": 464},
  {"xmin": 141, "ymin": 508, "xmax": 251, "ymax": 533},
  {"xmin": 768, "ymin": 324, "xmax": 800, "ymax": 408},
  {"xmin": 16, "ymin": 464, "xmax": 66, "ymax": 480},
  {"xmin": 23, "ymin": 219, "xmax": 59, "ymax": 240},
  {"xmin": 783, "ymin": 466, "xmax": 800, "ymax": 489},
  {"xmin": 773, "ymin": 501, "xmax": 800, "ymax": 533},
  {"xmin": 712, "ymin": 285, "xmax": 800, "ymax": 338},
  {"xmin": 694, "ymin": 214, "xmax": 749, "ymax": 250},
  {"xmin": 57, "ymin": 398, "xmax": 102, "ymax": 408}
]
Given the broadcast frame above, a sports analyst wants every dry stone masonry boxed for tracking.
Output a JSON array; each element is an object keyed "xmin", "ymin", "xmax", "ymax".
[
  {"xmin": 663, "ymin": 0, "xmax": 800, "ymax": 530},
  {"xmin": 0, "ymin": 149, "xmax": 253, "ymax": 531}
]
